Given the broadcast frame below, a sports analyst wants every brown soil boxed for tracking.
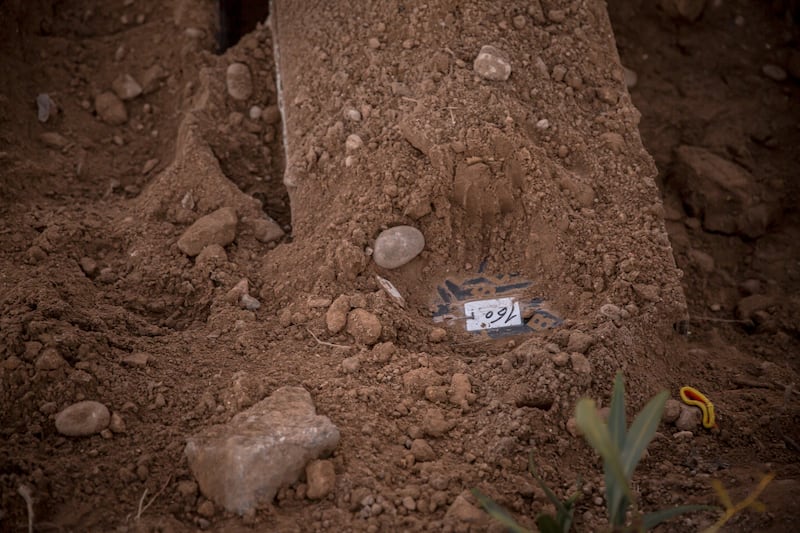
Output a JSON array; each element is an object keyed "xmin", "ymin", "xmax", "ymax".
[{"xmin": 1, "ymin": 0, "xmax": 798, "ymax": 532}]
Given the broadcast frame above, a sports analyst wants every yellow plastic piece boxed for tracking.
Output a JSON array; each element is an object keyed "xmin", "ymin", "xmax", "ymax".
[{"xmin": 680, "ymin": 386, "xmax": 716, "ymax": 429}]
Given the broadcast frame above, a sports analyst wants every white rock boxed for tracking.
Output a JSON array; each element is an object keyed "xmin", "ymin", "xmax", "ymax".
[
  {"xmin": 226, "ymin": 63, "xmax": 253, "ymax": 101},
  {"xmin": 112, "ymin": 74, "xmax": 142, "ymax": 100},
  {"xmin": 55, "ymin": 401, "xmax": 110, "ymax": 437},
  {"xmin": 473, "ymin": 45, "xmax": 512, "ymax": 81},
  {"xmin": 373, "ymin": 226, "xmax": 425, "ymax": 269},
  {"xmin": 345, "ymin": 134, "xmax": 363, "ymax": 152},
  {"xmin": 185, "ymin": 387, "xmax": 340, "ymax": 514}
]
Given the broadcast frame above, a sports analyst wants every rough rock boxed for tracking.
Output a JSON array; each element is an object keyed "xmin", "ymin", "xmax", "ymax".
[
  {"xmin": 736, "ymin": 294, "xmax": 775, "ymax": 320},
  {"xmin": 35, "ymin": 347, "xmax": 66, "ymax": 370},
  {"xmin": 121, "ymin": 352, "xmax": 150, "ymax": 367},
  {"xmin": 39, "ymin": 132, "xmax": 68, "ymax": 149},
  {"xmin": 403, "ymin": 367, "xmax": 445, "ymax": 396},
  {"xmin": 372, "ymin": 226, "xmax": 425, "ymax": 269},
  {"xmin": 252, "ymin": 217, "xmax": 285, "ymax": 243},
  {"xmin": 185, "ymin": 386, "xmax": 340, "ymax": 514},
  {"xmin": 141, "ymin": 64, "xmax": 167, "ymax": 94},
  {"xmin": 226, "ymin": 62, "xmax": 253, "ymax": 101},
  {"xmin": 450, "ymin": 373, "xmax": 474, "ymax": 408},
  {"xmin": 326, "ymin": 295, "xmax": 351, "ymax": 333},
  {"xmin": 662, "ymin": 399, "xmax": 682, "ymax": 424},
  {"xmin": 305, "ymin": 459, "xmax": 336, "ymax": 499},
  {"xmin": 95, "ymin": 92, "xmax": 128, "ymax": 125},
  {"xmin": 55, "ymin": 401, "xmax": 111, "ymax": 437},
  {"xmin": 445, "ymin": 491, "xmax": 489, "ymax": 526},
  {"xmin": 675, "ymin": 404, "xmax": 702, "ymax": 431},
  {"xmin": 569, "ymin": 352, "xmax": 592, "ymax": 374},
  {"xmin": 410, "ymin": 439, "xmax": 436, "ymax": 462},
  {"xmin": 178, "ymin": 207, "xmax": 238, "ymax": 257},
  {"xmin": 346, "ymin": 309, "xmax": 382, "ymax": 345},
  {"xmin": 473, "ymin": 45, "xmax": 512, "ymax": 81},
  {"xmin": 566, "ymin": 331, "xmax": 593, "ymax": 354},
  {"xmin": 673, "ymin": 145, "xmax": 772, "ymax": 236},
  {"xmin": 112, "ymin": 73, "xmax": 142, "ymax": 100},
  {"xmin": 422, "ymin": 408, "xmax": 454, "ymax": 437}
]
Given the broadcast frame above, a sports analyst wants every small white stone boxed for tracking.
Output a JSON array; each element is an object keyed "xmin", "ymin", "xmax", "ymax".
[
  {"xmin": 373, "ymin": 226, "xmax": 425, "ymax": 269},
  {"xmin": 240, "ymin": 294, "xmax": 261, "ymax": 311},
  {"xmin": 226, "ymin": 63, "xmax": 253, "ymax": 101},
  {"xmin": 345, "ymin": 134, "xmax": 363, "ymax": 152},
  {"xmin": 112, "ymin": 74, "xmax": 143, "ymax": 101},
  {"xmin": 249, "ymin": 106, "xmax": 262, "ymax": 120},
  {"xmin": 535, "ymin": 119, "xmax": 550, "ymax": 130},
  {"xmin": 344, "ymin": 108, "xmax": 362, "ymax": 121},
  {"xmin": 473, "ymin": 45, "xmax": 512, "ymax": 81}
]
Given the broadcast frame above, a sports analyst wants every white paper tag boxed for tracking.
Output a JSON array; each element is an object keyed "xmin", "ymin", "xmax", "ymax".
[{"xmin": 464, "ymin": 298, "xmax": 523, "ymax": 332}]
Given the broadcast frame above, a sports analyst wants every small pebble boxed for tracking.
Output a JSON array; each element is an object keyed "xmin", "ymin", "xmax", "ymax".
[
  {"xmin": 177, "ymin": 207, "xmax": 238, "ymax": 257},
  {"xmin": 675, "ymin": 405, "xmax": 702, "ymax": 431},
  {"xmin": 95, "ymin": 92, "xmax": 128, "ymax": 125},
  {"xmin": 240, "ymin": 294, "xmax": 261, "ymax": 311},
  {"xmin": 197, "ymin": 500, "xmax": 215, "ymax": 518},
  {"xmin": 36, "ymin": 93, "xmax": 56, "ymax": 122},
  {"xmin": 345, "ymin": 134, "xmax": 363, "ymax": 152},
  {"xmin": 35, "ymin": 347, "xmax": 66, "ymax": 370},
  {"xmin": 410, "ymin": 438, "xmax": 436, "ymax": 462},
  {"xmin": 248, "ymin": 105, "xmax": 262, "ymax": 120},
  {"xmin": 762, "ymin": 64, "xmax": 787, "ymax": 82},
  {"xmin": 344, "ymin": 108, "xmax": 362, "ymax": 121},
  {"xmin": 428, "ymin": 328, "xmax": 447, "ymax": 343},
  {"xmin": 373, "ymin": 226, "xmax": 425, "ymax": 269},
  {"xmin": 623, "ymin": 66, "xmax": 638, "ymax": 89},
  {"xmin": 226, "ymin": 62, "xmax": 253, "ymax": 101},
  {"xmin": 142, "ymin": 158, "xmax": 159, "ymax": 174},
  {"xmin": 473, "ymin": 45, "xmax": 512, "ymax": 81},
  {"xmin": 112, "ymin": 74, "xmax": 142, "ymax": 100},
  {"xmin": 306, "ymin": 459, "xmax": 336, "ymax": 499},
  {"xmin": 55, "ymin": 401, "xmax": 110, "ymax": 437},
  {"xmin": 122, "ymin": 352, "xmax": 150, "ymax": 367},
  {"xmin": 341, "ymin": 356, "xmax": 361, "ymax": 373}
]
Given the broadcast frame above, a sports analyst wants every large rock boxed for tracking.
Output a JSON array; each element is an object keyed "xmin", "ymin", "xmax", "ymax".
[
  {"xmin": 673, "ymin": 145, "xmax": 777, "ymax": 237},
  {"xmin": 178, "ymin": 207, "xmax": 238, "ymax": 256},
  {"xmin": 185, "ymin": 386, "xmax": 340, "ymax": 514}
]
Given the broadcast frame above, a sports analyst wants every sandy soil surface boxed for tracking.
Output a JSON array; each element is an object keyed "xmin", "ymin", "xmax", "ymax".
[{"xmin": 1, "ymin": 0, "xmax": 798, "ymax": 531}]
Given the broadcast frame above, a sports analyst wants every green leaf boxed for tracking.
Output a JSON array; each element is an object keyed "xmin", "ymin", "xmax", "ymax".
[
  {"xmin": 608, "ymin": 373, "xmax": 627, "ymax": 449},
  {"xmin": 529, "ymin": 454, "xmax": 568, "ymax": 516},
  {"xmin": 621, "ymin": 391, "xmax": 668, "ymax": 479},
  {"xmin": 575, "ymin": 398, "xmax": 635, "ymax": 515},
  {"xmin": 641, "ymin": 505, "xmax": 717, "ymax": 530},
  {"xmin": 536, "ymin": 513, "xmax": 565, "ymax": 533},
  {"xmin": 606, "ymin": 373, "xmax": 628, "ymax": 522},
  {"xmin": 471, "ymin": 489, "xmax": 531, "ymax": 533}
]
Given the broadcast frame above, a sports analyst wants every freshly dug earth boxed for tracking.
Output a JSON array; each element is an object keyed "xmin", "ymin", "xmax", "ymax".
[{"xmin": 0, "ymin": 1, "xmax": 798, "ymax": 533}]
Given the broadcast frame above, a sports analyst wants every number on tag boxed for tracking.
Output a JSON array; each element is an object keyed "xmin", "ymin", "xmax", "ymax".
[{"xmin": 464, "ymin": 298, "xmax": 522, "ymax": 332}]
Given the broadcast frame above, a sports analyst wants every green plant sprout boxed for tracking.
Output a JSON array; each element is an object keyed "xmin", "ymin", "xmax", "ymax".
[
  {"xmin": 474, "ymin": 372, "xmax": 774, "ymax": 532},
  {"xmin": 575, "ymin": 373, "xmax": 713, "ymax": 531}
]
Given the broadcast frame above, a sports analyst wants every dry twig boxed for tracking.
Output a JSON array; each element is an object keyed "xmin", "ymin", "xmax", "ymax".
[
  {"xmin": 135, "ymin": 475, "xmax": 172, "ymax": 521},
  {"xmin": 305, "ymin": 327, "xmax": 352, "ymax": 350}
]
